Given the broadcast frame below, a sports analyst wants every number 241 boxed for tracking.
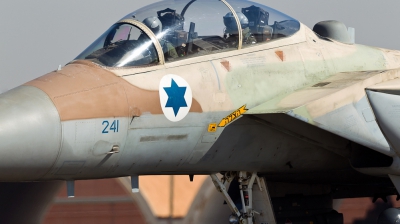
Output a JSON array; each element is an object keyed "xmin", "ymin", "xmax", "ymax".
[{"xmin": 102, "ymin": 120, "xmax": 119, "ymax": 133}]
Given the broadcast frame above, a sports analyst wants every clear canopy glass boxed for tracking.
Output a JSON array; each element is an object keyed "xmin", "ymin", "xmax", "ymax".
[
  {"xmin": 75, "ymin": 23, "xmax": 158, "ymax": 67},
  {"xmin": 122, "ymin": 0, "xmax": 239, "ymax": 62},
  {"xmin": 226, "ymin": 0, "xmax": 300, "ymax": 47},
  {"xmin": 74, "ymin": 0, "xmax": 300, "ymax": 68}
]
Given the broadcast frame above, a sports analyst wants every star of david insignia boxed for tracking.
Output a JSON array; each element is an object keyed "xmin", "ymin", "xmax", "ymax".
[{"xmin": 163, "ymin": 78, "xmax": 187, "ymax": 117}]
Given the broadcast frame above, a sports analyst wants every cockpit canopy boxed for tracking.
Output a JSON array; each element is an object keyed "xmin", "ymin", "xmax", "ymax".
[{"xmin": 75, "ymin": 0, "xmax": 300, "ymax": 68}]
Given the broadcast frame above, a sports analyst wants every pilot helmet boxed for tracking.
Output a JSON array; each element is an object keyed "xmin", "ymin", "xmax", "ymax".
[
  {"xmin": 224, "ymin": 12, "xmax": 249, "ymax": 33},
  {"xmin": 158, "ymin": 10, "xmax": 184, "ymax": 30},
  {"xmin": 142, "ymin": 17, "xmax": 162, "ymax": 35}
]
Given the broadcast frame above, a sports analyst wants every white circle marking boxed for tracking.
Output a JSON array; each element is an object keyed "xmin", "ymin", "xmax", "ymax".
[{"xmin": 159, "ymin": 74, "xmax": 192, "ymax": 122}]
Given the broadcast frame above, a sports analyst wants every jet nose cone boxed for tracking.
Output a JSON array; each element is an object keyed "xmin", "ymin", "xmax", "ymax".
[{"xmin": 0, "ymin": 86, "xmax": 61, "ymax": 181}]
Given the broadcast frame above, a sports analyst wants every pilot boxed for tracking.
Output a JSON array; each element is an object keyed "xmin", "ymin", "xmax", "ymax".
[
  {"xmin": 142, "ymin": 17, "xmax": 179, "ymax": 60},
  {"xmin": 223, "ymin": 12, "xmax": 256, "ymax": 46}
]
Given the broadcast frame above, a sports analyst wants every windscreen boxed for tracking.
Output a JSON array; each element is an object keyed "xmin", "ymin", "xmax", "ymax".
[{"xmin": 75, "ymin": 23, "xmax": 158, "ymax": 67}]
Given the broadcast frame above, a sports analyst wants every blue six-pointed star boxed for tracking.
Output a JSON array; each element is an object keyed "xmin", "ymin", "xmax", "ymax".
[{"xmin": 163, "ymin": 79, "xmax": 187, "ymax": 117}]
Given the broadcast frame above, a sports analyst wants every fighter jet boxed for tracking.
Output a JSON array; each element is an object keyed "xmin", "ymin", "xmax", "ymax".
[{"xmin": 2, "ymin": 0, "xmax": 400, "ymax": 223}]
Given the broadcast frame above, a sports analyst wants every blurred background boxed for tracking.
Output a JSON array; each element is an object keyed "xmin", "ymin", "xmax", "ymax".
[
  {"xmin": 2, "ymin": 0, "xmax": 400, "ymax": 223},
  {"xmin": 42, "ymin": 176, "xmax": 400, "ymax": 224}
]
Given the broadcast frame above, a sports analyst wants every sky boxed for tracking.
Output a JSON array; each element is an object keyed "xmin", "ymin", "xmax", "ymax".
[{"xmin": 1, "ymin": 0, "xmax": 400, "ymax": 92}]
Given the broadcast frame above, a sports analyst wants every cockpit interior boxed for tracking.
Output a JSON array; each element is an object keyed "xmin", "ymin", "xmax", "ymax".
[{"xmin": 75, "ymin": 0, "xmax": 300, "ymax": 68}]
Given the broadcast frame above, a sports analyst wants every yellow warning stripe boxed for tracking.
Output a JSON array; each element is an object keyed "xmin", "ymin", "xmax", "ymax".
[{"xmin": 218, "ymin": 105, "xmax": 248, "ymax": 127}]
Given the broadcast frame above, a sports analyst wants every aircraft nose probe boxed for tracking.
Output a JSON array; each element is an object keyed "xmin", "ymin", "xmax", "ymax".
[{"xmin": 0, "ymin": 86, "xmax": 62, "ymax": 181}]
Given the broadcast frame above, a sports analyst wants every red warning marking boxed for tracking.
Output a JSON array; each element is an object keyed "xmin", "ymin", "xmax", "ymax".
[
  {"xmin": 285, "ymin": 219, "xmax": 292, "ymax": 224},
  {"xmin": 275, "ymin": 50, "xmax": 285, "ymax": 61},
  {"xmin": 220, "ymin": 60, "xmax": 231, "ymax": 71}
]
